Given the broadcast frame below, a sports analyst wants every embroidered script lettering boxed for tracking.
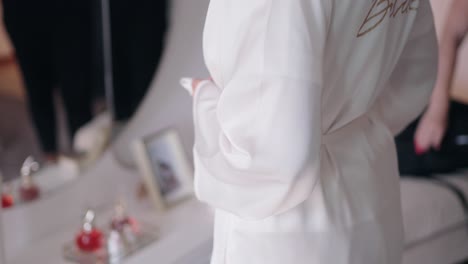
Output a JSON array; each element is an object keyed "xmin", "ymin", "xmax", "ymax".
[{"xmin": 357, "ymin": 0, "xmax": 419, "ymax": 38}]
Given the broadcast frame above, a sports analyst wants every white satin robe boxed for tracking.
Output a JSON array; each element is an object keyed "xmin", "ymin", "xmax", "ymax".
[{"xmin": 192, "ymin": 0, "xmax": 438, "ymax": 263}]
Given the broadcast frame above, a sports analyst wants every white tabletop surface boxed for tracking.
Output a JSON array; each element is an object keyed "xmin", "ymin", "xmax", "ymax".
[{"xmin": 7, "ymin": 199, "xmax": 214, "ymax": 264}]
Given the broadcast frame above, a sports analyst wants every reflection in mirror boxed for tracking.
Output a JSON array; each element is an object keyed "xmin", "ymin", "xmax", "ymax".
[
  {"xmin": 106, "ymin": 0, "xmax": 169, "ymax": 168},
  {"xmin": 109, "ymin": 0, "xmax": 168, "ymax": 124},
  {"xmin": 0, "ymin": 0, "xmax": 168, "ymax": 208},
  {"xmin": 0, "ymin": 0, "xmax": 106, "ymax": 208}
]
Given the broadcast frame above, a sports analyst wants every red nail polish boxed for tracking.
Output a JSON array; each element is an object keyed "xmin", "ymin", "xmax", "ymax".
[{"xmin": 414, "ymin": 140, "xmax": 426, "ymax": 155}]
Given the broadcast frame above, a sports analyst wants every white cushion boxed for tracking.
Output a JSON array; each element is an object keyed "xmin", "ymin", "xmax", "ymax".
[{"xmin": 401, "ymin": 172, "xmax": 468, "ymax": 247}]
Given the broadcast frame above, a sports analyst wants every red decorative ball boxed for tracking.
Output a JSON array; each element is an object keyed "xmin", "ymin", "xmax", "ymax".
[
  {"xmin": 75, "ymin": 228, "xmax": 103, "ymax": 252},
  {"xmin": 2, "ymin": 194, "xmax": 14, "ymax": 208}
]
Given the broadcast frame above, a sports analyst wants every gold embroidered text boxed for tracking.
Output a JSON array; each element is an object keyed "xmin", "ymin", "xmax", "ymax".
[{"xmin": 357, "ymin": 0, "xmax": 419, "ymax": 38}]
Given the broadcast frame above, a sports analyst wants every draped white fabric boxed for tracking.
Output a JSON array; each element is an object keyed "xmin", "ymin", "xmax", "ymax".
[{"xmin": 192, "ymin": 0, "xmax": 438, "ymax": 263}]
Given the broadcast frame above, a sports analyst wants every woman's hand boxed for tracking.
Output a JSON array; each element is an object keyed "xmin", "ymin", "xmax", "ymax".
[
  {"xmin": 191, "ymin": 79, "xmax": 204, "ymax": 94},
  {"xmin": 414, "ymin": 103, "xmax": 449, "ymax": 154}
]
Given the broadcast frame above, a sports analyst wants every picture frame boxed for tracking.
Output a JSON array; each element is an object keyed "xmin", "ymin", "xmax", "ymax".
[{"xmin": 132, "ymin": 129, "xmax": 193, "ymax": 211}]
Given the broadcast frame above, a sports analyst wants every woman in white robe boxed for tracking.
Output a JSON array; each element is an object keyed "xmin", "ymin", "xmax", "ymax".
[{"xmin": 188, "ymin": 0, "xmax": 438, "ymax": 263}]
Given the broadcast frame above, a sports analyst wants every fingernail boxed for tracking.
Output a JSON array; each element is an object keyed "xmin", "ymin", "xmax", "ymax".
[
  {"xmin": 180, "ymin": 78, "xmax": 193, "ymax": 96},
  {"xmin": 414, "ymin": 140, "xmax": 426, "ymax": 155}
]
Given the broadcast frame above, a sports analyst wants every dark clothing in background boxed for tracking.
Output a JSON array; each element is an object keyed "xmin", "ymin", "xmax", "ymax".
[
  {"xmin": 110, "ymin": 0, "xmax": 168, "ymax": 121},
  {"xmin": 3, "ymin": 0, "xmax": 97, "ymax": 153},
  {"xmin": 2, "ymin": 0, "xmax": 169, "ymax": 152},
  {"xmin": 396, "ymin": 100, "xmax": 468, "ymax": 176}
]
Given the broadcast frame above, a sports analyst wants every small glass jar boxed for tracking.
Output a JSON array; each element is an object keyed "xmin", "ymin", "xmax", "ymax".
[
  {"xmin": 110, "ymin": 201, "xmax": 138, "ymax": 246},
  {"xmin": 18, "ymin": 156, "xmax": 40, "ymax": 202},
  {"xmin": 75, "ymin": 210, "xmax": 104, "ymax": 252},
  {"xmin": 1, "ymin": 183, "xmax": 14, "ymax": 209}
]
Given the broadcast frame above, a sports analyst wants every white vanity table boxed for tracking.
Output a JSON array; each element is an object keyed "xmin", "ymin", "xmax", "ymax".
[
  {"xmin": 1, "ymin": 145, "xmax": 214, "ymax": 264},
  {"xmin": 7, "ymin": 198, "xmax": 213, "ymax": 264}
]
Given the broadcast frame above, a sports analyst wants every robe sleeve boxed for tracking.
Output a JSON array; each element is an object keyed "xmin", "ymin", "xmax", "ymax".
[
  {"xmin": 192, "ymin": 0, "xmax": 331, "ymax": 220},
  {"xmin": 371, "ymin": 1, "xmax": 439, "ymax": 135}
]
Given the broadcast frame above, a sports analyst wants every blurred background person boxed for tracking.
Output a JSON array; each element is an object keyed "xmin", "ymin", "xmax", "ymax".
[
  {"xmin": 0, "ymin": 0, "xmax": 169, "ymax": 180},
  {"xmin": 415, "ymin": 0, "xmax": 468, "ymax": 153},
  {"xmin": 396, "ymin": 0, "xmax": 468, "ymax": 175},
  {"xmin": 110, "ymin": 0, "xmax": 168, "ymax": 123},
  {"xmin": 2, "ymin": 0, "xmax": 97, "ymax": 162}
]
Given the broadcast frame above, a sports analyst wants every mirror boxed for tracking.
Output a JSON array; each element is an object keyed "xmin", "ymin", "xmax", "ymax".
[{"xmin": 0, "ymin": 0, "xmax": 168, "ymax": 208}]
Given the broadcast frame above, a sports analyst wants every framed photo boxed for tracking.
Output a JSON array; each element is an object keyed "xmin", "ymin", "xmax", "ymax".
[{"xmin": 133, "ymin": 129, "xmax": 193, "ymax": 211}]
